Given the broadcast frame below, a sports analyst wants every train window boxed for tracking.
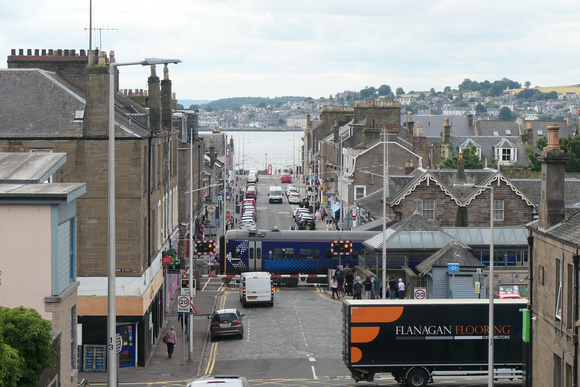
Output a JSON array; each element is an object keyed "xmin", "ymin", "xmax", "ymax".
[
  {"xmin": 231, "ymin": 247, "xmax": 241, "ymax": 258},
  {"xmin": 257, "ymin": 247, "xmax": 262, "ymax": 260},
  {"xmin": 325, "ymin": 248, "xmax": 339, "ymax": 260},
  {"xmin": 299, "ymin": 249, "xmax": 320, "ymax": 260},
  {"xmin": 272, "ymin": 248, "xmax": 294, "ymax": 259}
]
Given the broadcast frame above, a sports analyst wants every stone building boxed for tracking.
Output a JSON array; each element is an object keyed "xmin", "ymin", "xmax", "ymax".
[
  {"xmin": 527, "ymin": 124, "xmax": 580, "ymax": 386},
  {"xmin": 0, "ymin": 48, "xmax": 200, "ymax": 368}
]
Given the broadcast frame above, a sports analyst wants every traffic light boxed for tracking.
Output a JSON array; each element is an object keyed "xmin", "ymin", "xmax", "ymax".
[
  {"xmin": 195, "ymin": 240, "xmax": 216, "ymax": 254},
  {"xmin": 331, "ymin": 240, "xmax": 352, "ymax": 255}
]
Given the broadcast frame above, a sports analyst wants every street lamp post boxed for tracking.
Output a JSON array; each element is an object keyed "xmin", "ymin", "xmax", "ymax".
[
  {"xmin": 108, "ymin": 56, "xmax": 180, "ymax": 386},
  {"xmin": 454, "ymin": 183, "xmax": 494, "ymax": 386}
]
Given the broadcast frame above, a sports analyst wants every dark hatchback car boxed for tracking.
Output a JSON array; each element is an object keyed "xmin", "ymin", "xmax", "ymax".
[{"xmin": 208, "ymin": 308, "xmax": 245, "ymax": 341}]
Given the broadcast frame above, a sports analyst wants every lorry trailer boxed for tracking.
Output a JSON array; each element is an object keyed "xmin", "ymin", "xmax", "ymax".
[{"xmin": 342, "ymin": 299, "xmax": 526, "ymax": 386}]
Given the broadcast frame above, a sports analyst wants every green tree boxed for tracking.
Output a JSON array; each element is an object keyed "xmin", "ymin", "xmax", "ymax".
[
  {"xmin": 498, "ymin": 107, "xmax": 515, "ymax": 120},
  {"xmin": 524, "ymin": 81, "xmax": 531, "ymax": 88},
  {"xmin": 440, "ymin": 145, "xmax": 497, "ymax": 169},
  {"xmin": 0, "ymin": 306, "xmax": 54, "ymax": 386},
  {"xmin": 396, "ymin": 87, "xmax": 405, "ymax": 96},
  {"xmin": 475, "ymin": 103, "xmax": 487, "ymax": 116},
  {"xmin": 378, "ymin": 84, "xmax": 392, "ymax": 96},
  {"xmin": 444, "ymin": 86, "xmax": 452, "ymax": 93}
]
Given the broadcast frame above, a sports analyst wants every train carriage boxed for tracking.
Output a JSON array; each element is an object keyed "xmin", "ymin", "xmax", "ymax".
[{"xmin": 222, "ymin": 229, "xmax": 380, "ymax": 274}]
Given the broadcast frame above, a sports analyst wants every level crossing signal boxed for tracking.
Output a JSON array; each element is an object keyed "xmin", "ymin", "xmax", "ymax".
[
  {"xmin": 195, "ymin": 240, "xmax": 216, "ymax": 254},
  {"xmin": 331, "ymin": 240, "xmax": 352, "ymax": 255}
]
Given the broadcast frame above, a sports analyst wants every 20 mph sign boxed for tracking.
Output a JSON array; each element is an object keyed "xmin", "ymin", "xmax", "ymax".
[
  {"xmin": 177, "ymin": 296, "xmax": 191, "ymax": 313},
  {"xmin": 414, "ymin": 288, "xmax": 427, "ymax": 300}
]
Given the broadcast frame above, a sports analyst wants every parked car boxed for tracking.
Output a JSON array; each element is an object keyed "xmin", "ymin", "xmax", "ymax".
[
  {"xmin": 245, "ymin": 186, "xmax": 256, "ymax": 199},
  {"xmin": 239, "ymin": 220, "xmax": 256, "ymax": 230},
  {"xmin": 288, "ymin": 193, "xmax": 301, "ymax": 204},
  {"xmin": 187, "ymin": 376, "xmax": 249, "ymax": 387},
  {"xmin": 293, "ymin": 207, "xmax": 310, "ymax": 220},
  {"xmin": 207, "ymin": 308, "xmax": 245, "ymax": 340},
  {"xmin": 285, "ymin": 186, "xmax": 298, "ymax": 197},
  {"xmin": 296, "ymin": 213, "xmax": 316, "ymax": 230},
  {"xmin": 281, "ymin": 173, "xmax": 291, "ymax": 183}
]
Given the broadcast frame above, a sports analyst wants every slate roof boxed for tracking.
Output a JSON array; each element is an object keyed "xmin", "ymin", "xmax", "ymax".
[
  {"xmin": 354, "ymin": 174, "xmax": 414, "ymax": 217},
  {"xmin": 449, "ymin": 135, "xmax": 529, "ymax": 166},
  {"xmin": 401, "ymin": 114, "xmax": 473, "ymax": 137},
  {"xmin": 529, "ymin": 212, "xmax": 580, "ymax": 246},
  {"xmin": 511, "ymin": 178, "xmax": 580, "ymax": 208},
  {"xmin": 0, "ymin": 68, "xmax": 151, "ymax": 139},
  {"xmin": 415, "ymin": 241, "xmax": 485, "ymax": 274}
]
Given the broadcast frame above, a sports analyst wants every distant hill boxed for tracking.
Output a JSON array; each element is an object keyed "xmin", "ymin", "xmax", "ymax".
[
  {"xmin": 178, "ymin": 99, "xmax": 212, "ymax": 109},
  {"xmin": 204, "ymin": 96, "xmax": 306, "ymax": 109}
]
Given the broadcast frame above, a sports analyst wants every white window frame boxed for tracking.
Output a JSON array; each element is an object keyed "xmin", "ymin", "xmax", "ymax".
[
  {"xmin": 354, "ymin": 185, "xmax": 366, "ymax": 200},
  {"xmin": 495, "ymin": 147, "xmax": 517, "ymax": 163},
  {"xmin": 422, "ymin": 199, "xmax": 435, "ymax": 220},
  {"xmin": 556, "ymin": 258, "xmax": 562, "ymax": 321},
  {"xmin": 493, "ymin": 200, "xmax": 504, "ymax": 221}
]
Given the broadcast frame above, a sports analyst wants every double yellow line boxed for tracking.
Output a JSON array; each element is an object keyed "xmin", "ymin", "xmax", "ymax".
[{"xmin": 202, "ymin": 290, "xmax": 232, "ymax": 377}]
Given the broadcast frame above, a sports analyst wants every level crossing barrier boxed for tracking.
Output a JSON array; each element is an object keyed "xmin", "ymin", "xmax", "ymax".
[{"xmin": 198, "ymin": 274, "xmax": 328, "ymax": 291}]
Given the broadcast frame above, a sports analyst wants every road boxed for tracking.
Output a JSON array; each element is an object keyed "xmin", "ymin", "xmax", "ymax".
[{"xmin": 197, "ymin": 286, "xmax": 521, "ymax": 387}]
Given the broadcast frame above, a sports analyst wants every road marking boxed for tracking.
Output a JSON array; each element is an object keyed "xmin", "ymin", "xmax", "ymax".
[
  {"xmin": 311, "ymin": 365, "xmax": 318, "ymax": 379},
  {"xmin": 203, "ymin": 342, "xmax": 218, "ymax": 377},
  {"xmin": 309, "ymin": 357, "xmax": 316, "ymax": 362}
]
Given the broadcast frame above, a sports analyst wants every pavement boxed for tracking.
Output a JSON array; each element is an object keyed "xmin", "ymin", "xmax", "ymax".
[{"xmin": 78, "ymin": 286, "xmax": 219, "ymax": 386}]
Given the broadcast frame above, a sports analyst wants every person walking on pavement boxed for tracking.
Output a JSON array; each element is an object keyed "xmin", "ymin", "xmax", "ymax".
[
  {"xmin": 164, "ymin": 326, "xmax": 177, "ymax": 358},
  {"xmin": 397, "ymin": 278, "xmax": 406, "ymax": 299},
  {"xmin": 336, "ymin": 270, "xmax": 344, "ymax": 298},
  {"xmin": 343, "ymin": 265, "xmax": 353, "ymax": 295},
  {"xmin": 363, "ymin": 276, "xmax": 373, "ymax": 299},
  {"xmin": 372, "ymin": 275, "xmax": 381, "ymax": 299},
  {"xmin": 388, "ymin": 276, "xmax": 397, "ymax": 299},
  {"xmin": 353, "ymin": 277, "xmax": 363, "ymax": 300},
  {"xmin": 330, "ymin": 275, "xmax": 339, "ymax": 300}
]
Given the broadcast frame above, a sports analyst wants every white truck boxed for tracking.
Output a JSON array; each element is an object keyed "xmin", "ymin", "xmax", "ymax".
[{"xmin": 239, "ymin": 271, "xmax": 274, "ymax": 307}]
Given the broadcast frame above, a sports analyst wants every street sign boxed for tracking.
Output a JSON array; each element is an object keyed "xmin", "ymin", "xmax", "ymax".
[
  {"xmin": 177, "ymin": 296, "xmax": 191, "ymax": 313},
  {"xmin": 207, "ymin": 204, "xmax": 216, "ymax": 213},
  {"xmin": 162, "ymin": 255, "xmax": 173, "ymax": 264},
  {"xmin": 447, "ymin": 263, "xmax": 460, "ymax": 273},
  {"xmin": 414, "ymin": 288, "xmax": 427, "ymax": 300}
]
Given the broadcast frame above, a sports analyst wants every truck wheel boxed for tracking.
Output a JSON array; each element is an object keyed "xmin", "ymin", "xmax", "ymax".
[{"xmin": 406, "ymin": 368, "xmax": 429, "ymax": 387}]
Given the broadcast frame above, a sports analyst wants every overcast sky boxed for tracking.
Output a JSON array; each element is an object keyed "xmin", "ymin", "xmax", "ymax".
[{"xmin": 2, "ymin": 0, "xmax": 580, "ymax": 101}]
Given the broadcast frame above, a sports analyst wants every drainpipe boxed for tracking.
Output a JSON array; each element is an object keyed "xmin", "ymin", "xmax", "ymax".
[
  {"xmin": 573, "ymin": 250, "xmax": 579, "ymax": 387},
  {"xmin": 526, "ymin": 232, "xmax": 534, "ymax": 387},
  {"xmin": 147, "ymin": 132, "xmax": 153, "ymax": 266}
]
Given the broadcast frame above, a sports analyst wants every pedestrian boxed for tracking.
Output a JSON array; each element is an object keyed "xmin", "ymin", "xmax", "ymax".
[
  {"xmin": 363, "ymin": 276, "xmax": 373, "ymax": 299},
  {"xmin": 330, "ymin": 275, "xmax": 339, "ymax": 300},
  {"xmin": 398, "ymin": 278, "xmax": 405, "ymax": 299},
  {"xmin": 372, "ymin": 275, "xmax": 381, "ymax": 299},
  {"xmin": 344, "ymin": 266, "xmax": 354, "ymax": 296},
  {"xmin": 178, "ymin": 313, "xmax": 189, "ymax": 332},
  {"xmin": 353, "ymin": 277, "xmax": 363, "ymax": 300},
  {"xmin": 336, "ymin": 270, "xmax": 344, "ymax": 298},
  {"xmin": 388, "ymin": 276, "xmax": 397, "ymax": 299},
  {"xmin": 164, "ymin": 326, "xmax": 177, "ymax": 358}
]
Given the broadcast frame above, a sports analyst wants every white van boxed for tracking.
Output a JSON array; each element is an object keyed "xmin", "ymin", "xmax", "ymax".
[
  {"xmin": 268, "ymin": 185, "xmax": 283, "ymax": 203},
  {"xmin": 239, "ymin": 272, "xmax": 274, "ymax": 307},
  {"xmin": 247, "ymin": 173, "xmax": 257, "ymax": 184}
]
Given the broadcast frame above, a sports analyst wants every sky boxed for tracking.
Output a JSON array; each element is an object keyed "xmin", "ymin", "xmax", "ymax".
[{"xmin": 1, "ymin": 0, "xmax": 580, "ymax": 101}]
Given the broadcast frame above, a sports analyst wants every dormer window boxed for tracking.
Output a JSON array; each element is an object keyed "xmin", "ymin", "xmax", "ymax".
[
  {"xmin": 493, "ymin": 131, "xmax": 499, "ymax": 136},
  {"xmin": 537, "ymin": 130, "xmax": 543, "ymax": 136},
  {"xmin": 505, "ymin": 129, "xmax": 511, "ymax": 135}
]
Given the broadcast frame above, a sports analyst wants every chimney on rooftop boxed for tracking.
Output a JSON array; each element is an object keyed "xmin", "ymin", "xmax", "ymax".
[
  {"xmin": 148, "ymin": 65, "xmax": 161, "ymax": 133},
  {"xmin": 161, "ymin": 65, "xmax": 173, "ymax": 130},
  {"xmin": 457, "ymin": 151, "xmax": 465, "ymax": 184},
  {"xmin": 538, "ymin": 124, "xmax": 568, "ymax": 231}
]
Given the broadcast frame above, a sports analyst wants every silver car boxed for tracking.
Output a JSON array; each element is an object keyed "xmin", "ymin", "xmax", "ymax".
[{"xmin": 208, "ymin": 308, "xmax": 245, "ymax": 341}]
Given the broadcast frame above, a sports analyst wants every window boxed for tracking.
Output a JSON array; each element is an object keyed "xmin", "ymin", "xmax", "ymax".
[
  {"xmin": 568, "ymin": 264, "xmax": 573, "ymax": 328},
  {"xmin": 493, "ymin": 200, "xmax": 504, "ymax": 221},
  {"xmin": 71, "ymin": 306, "xmax": 76, "ymax": 370},
  {"xmin": 495, "ymin": 146, "xmax": 517, "ymax": 163},
  {"xmin": 422, "ymin": 200, "xmax": 435, "ymax": 220},
  {"xmin": 354, "ymin": 186, "xmax": 366, "ymax": 200},
  {"xmin": 556, "ymin": 258, "xmax": 562, "ymax": 320},
  {"xmin": 505, "ymin": 129, "xmax": 511, "ymax": 135},
  {"xmin": 554, "ymin": 353, "xmax": 562, "ymax": 387},
  {"xmin": 299, "ymin": 249, "xmax": 320, "ymax": 260},
  {"xmin": 272, "ymin": 248, "xmax": 294, "ymax": 259}
]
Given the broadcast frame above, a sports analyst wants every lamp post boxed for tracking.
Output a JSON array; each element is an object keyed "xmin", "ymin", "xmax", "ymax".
[
  {"xmin": 382, "ymin": 129, "xmax": 389, "ymax": 299},
  {"xmin": 454, "ymin": 183, "xmax": 494, "ymax": 386},
  {"xmin": 108, "ymin": 56, "xmax": 180, "ymax": 386}
]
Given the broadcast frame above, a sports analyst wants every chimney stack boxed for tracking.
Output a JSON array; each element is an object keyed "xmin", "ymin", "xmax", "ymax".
[
  {"xmin": 526, "ymin": 122, "xmax": 534, "ymax": 147},
  {"xmin": 443, "ymin": 117, "xmax": 451, "ymax": 143},
  {"xmin": 161, "ymin": 65, "xmax": 173, "ymax": 130},
  {"xmin": 538, "ymin": 124, "xmax": 568, "ymax": 231},
  {"xmin": 333, "ymin": 121, "xmax": 339, "ymax": 143},
  {"xmin": 457, "ymin": 151, "xmax": 465, "ymax": 184},
  {"xmin": 148, "ymin": 65, "xmax": 161, "ymax": 133}
]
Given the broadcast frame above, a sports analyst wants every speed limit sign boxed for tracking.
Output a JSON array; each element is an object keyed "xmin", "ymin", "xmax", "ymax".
[
  {"xmin": 414, "ymin": 288, "xmax": 427, "ymax": 300},
  {"xmin": 177, "ymin": 296, "xmax": 190, "ymax": 312}
]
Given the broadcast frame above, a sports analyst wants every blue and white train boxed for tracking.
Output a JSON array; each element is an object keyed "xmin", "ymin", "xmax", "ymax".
[{"xmin": 221, "ymin": 229, "xmax": 379, "ymax": 274}]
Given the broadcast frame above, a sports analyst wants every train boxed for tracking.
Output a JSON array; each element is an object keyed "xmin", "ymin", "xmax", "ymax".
[{"xmin": 220, "ymin": 229, "xmax": 380, "ymax": 274}]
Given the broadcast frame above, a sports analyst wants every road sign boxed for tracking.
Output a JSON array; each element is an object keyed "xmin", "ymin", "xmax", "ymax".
[
  {"xmin": 162, "ymin": 255, "xmax": 173, "ymax": 264},
  {"xmin": 414, "ymin": 288, "xmax": 427, "ymax": 300},
  {"xmin": 177, "ymin": 296, "xmax": 191, "ymax": 313},
  {"xmin": 447, "ymin": 263, "xmax": 460, "ymax": 273},
  {"xmin": 207, "ymin": 204, "xmax": 216, "ymax": 213}
]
